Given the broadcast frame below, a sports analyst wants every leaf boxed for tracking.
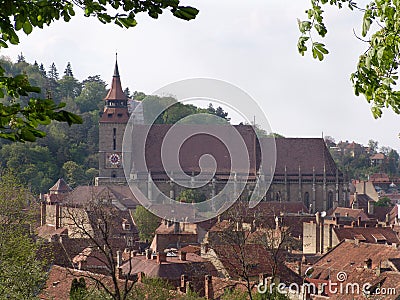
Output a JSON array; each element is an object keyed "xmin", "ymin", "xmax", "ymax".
[
  {"xmin": 23, "ymin": 21, "xmax": 32, "ymax": 34},
  {"xmin": 172, "ymin": 6, "xmax": 199, "ymax": 21}
]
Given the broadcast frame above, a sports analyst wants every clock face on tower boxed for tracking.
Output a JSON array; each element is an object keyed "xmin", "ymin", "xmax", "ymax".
[{"xmin": 106, "ymin": 152, "xmax": 122, "ymax": 168}]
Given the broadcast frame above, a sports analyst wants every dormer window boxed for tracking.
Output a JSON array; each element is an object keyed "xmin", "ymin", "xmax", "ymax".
[
  {"xmin": 122, "ymin": 221, "xmax": 130, "ymax": 231},
  {"xmin": 117, "ymin": 113, "xmax": 123, "ymax": 117},
  {"xmin": 108, "ymin": 113, "xmax": 113, "ymax": 118}
]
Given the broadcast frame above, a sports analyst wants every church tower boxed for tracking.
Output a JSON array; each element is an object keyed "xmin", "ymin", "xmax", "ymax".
[{"xmin": 96, "ymin": 56, "xmax": 129, "ymax": 185}]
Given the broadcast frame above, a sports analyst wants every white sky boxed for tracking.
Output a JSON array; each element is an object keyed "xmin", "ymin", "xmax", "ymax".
[{"xmin": 1, "ymin": 0, "xmax": 399, "ymax": 151}]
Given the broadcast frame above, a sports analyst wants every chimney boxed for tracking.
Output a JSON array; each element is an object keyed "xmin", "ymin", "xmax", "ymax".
[
  {"xmin": 116, "ymin": 250, "xmax": 122, "ymax": 268},
  {"xmin": 352, "ymin": 192, "xmax": 358, "ymax": 209},
  {"xmin": 363, "ymin": 181, "xmax": 366, "ymax": 194},
  {"xmin": 179, "ymin": 251, "xmax": 187, "ymax": 261},
  {"xmin": 174, "ymin": 222, "xmax": 179, "ymax": 234},
  {"xmin": 368, "ymin": 200, "xmax": 375, "ymax": 215},
  {"xmin": 145, "ymin": 249, "xmax": 152, "ymax": 260},
  {"xmin": 55, "ymin": 203, "xmax": 60, "ymax": 229},
  {"xmin": 358, "ymin": 216, "xmax": 362, "ymax": 227},
  {"xmin": 386, "ymin": 213, "xmax": 390, "ymax": 225},
  {"xmin": 185, "ymin": 281, "xmax": 192, "ymax": 294},
  {"xmin": 201, "ymin": 243, "xmax": 209, "ymax": 254},
  {"xmin": 40, "ymin": 202, "xmax": 46, "ymax": 226},
  {"xmin": 259, "ymin": 273, "xmax": 268, "ymax": 285},
  {"xmin": 297, "ymin": 261, "xmax": 302, "ymax": 275},
  {"xmin": 364, "ymin": 258, "xmax": 372, "ymax": 269},
  {"xmin": 205, "ymin": 275, "xmax": 213, "ymax": 299},
  {"xmin": 181, "ymin": 274, "xmax": 187, "ymax": 290},
  {"xmin": 157, "ymin": 251, "xmax": 167, "ymax": 264},
  {"xmin": 137, "ymin": 272, "xmax": 145, "ymax": 283},
  {"xmin": 315, "ymin": 211, "xmax": 322, "ymax": 225}
]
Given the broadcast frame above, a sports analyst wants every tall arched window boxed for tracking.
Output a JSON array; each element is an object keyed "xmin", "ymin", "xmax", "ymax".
[
  {"xmin": 304, "ymin": 192, "xmax": 310, "ymax": 211},
  {"xmin": 327, "ymin": 191, "xmax": 334, "ymax": 210}
]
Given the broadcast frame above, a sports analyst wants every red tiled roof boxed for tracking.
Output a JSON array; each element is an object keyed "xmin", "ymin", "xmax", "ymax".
[
  {"xmin": 330, "ymin": 207, "xmax": 370, "ymax": 221},
  {"xmin": 309, "ymin": 240, "xmax": 400, "ymax": 300},
  {"xmin": 333, "ymin": 227, "xmax": 400, "ymax": 244},
  {"xmin": 36, "ymin": 225, "xmax": 68, "ymax": 240},
  {"xmin": 64, "ymin": 185, "xmax": 139, "ymax": 208},
  {"xmin": 369, "ymin": 173, "xmax": 390, "ymax": 183},
  {"xmin": 39, "ymin": 265, "xmax": 132, "ymax": 300},
  {"xmin": 370, "ymin": 153, "xmax": 386, "ymax": 160},
  {"xmin": 179, "ymin": 245, "xmax": 201, "ymax": 254},
  {"xmin": 104, "ymin": 60, "xmax": 127, "ymax": 101},
  {"xmin": 212, "ymin": 244, "xmax": 302, "ymax": 284},
  {"xmin": 120, "ymin": 253, "xmax": 217, "ymax": 280}
]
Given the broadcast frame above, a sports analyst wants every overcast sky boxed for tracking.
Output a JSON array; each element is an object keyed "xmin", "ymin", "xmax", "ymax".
[{"xmin": 2, "ymin": 0, "xmax": 399, "ymax": 151}]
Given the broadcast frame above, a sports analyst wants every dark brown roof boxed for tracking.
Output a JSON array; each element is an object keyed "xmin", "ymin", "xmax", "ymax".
[
  {"xmin": 349, "ymin": 193, "xmax": 373, "ymax": 209},
  {"xmin": 271, "ymin": 138, "xmax": 341, "ymax": 177},
  {"xmin": 104, "ymin": 60, "xmax": 127, "ymax": 101},
  {"xmin": 49, "ymin": 178, "xmax": 71, "ymax": 193},
  {"xmin": 132, "ymin": 124, "xmax": 258, "ymax": 176},
  {"xmin": 371, "ymin": 205, "xmax": 396, "ymax": 223}
]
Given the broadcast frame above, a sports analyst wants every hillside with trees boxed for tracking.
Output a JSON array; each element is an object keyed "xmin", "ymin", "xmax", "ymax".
[{"xmin": 324, "ymin": 136, "xmax": 400, "ymax": 180}]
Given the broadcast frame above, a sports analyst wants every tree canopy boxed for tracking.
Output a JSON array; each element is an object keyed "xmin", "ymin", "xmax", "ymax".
[{"xmin": 298, "ymin": 0, "xmax": 400, "ymax": 118}]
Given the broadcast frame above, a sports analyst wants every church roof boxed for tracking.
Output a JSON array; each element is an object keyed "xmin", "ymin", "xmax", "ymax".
[
  {"xmin": 104, "ymin": 58, "xmax": 127, "ymax": 101},
  {"xmin": 272, "ymin": 138, "xmax": 341, "ymax": 176}
]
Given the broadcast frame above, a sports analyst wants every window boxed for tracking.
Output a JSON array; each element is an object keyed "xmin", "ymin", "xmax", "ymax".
[
  {"xmin": 113, "ymin": 128, "xmax": 116, "ymax": 150},
  {"xmin": 304, "ymin": 192, "xmax": 310, "ymax": 211},
  {"xmin": 122, "ymin": 222, "xmax": 131, "ymax": 231},
  {"xmin": 327, "ymin": 191, "xmax": 334, "ymax": 210},
  {"xmin": 108, "ymin": 113, "xmax": 113, "ymax": 118}
]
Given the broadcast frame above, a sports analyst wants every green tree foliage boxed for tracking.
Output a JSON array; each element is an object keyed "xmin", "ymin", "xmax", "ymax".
[
  {"xmin": 299, "ymin": 0, "xmax": 400, "ymax": 118},
  {"xmin": 0, "ymin": 58, "xmax": 100, "ymax": 193},
  {"xmin": 76, "ymin": 76, "xmax": 107, "ymax": 113},
  {"xmin": 375, "ymin": 196, "xmax": 392, "ymax": 207},
  {"xmin": 133, "ymin": 206, "xmax": 160, "ymax": 241},
  {"xmin": 177, "ymin": 189, "xmax": 207, "ymax": 203},
  {"xmin": 64, "ymin": 62, "xmax": 73, "ymax": 77},
  {"xmin": 70, "ymin": 278, "xmax": 88, "ymax": 300},
  {"xmin": 17, "ymin": 51, "xmax": 25, "ymax": 63},
  {"xmin": 0, "ymin": 171, "xmax": 48, "ymax": 299},
  {"xmin": 129, "ymin": 277, "xmax": 172, "ymax": 300}
]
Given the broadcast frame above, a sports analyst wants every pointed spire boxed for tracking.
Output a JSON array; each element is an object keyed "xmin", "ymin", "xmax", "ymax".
[
  {"xmin": 104, "ymin": 53, "xmax": 127, "ymax": 101},
  {"xmin": 114, "ymin": 52, "xmax": 120, "ymax": 77}
]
